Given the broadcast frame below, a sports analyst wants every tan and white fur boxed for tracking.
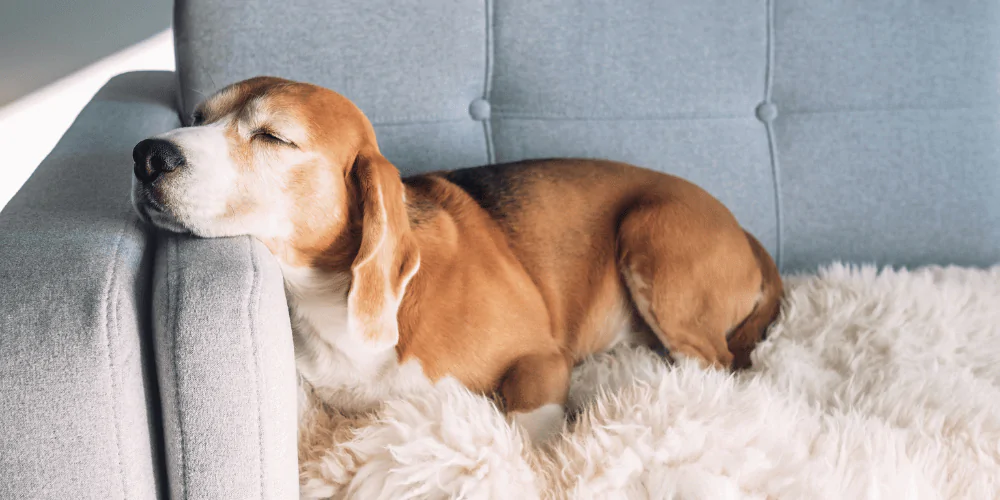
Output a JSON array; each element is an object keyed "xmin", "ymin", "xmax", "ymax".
[{"xmin": 131, "ymin": 77, "xmax": 783, "ymax": 442}]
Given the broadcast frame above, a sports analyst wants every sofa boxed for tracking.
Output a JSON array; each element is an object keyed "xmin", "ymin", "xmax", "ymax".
[{"xmin": 1, "ymin": 0, "xmax": 997, "ymax": 498}]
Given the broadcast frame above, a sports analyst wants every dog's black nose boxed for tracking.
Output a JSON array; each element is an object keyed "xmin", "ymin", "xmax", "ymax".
[{"xmin": 133, "ymin": 138, "xmax": 184, "ymax": 183}]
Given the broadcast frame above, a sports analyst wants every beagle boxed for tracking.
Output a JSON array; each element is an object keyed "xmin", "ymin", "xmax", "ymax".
[{"xmin": 131, "ymin": 76, "xmax": 783, "ymax": 442}]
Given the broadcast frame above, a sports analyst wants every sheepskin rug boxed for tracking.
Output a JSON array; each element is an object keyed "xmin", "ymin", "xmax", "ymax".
[{"xmin": 298, "ymin": 264, "xmax": 1000, "ymax": 499}]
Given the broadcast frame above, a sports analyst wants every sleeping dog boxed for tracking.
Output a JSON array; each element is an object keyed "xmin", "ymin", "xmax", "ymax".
[{"xmin": 131, "ymin": 76, "xmax": 782, "ymax": 442}]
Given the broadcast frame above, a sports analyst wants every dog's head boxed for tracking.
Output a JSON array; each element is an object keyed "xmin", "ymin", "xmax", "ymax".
[
  {"xmin": 133, "ymin": 76, "xmax": 375, "ymax": 243},
  {"xmin": 133, "ymin": 76, "xmax": 419, "ymax": 349}
]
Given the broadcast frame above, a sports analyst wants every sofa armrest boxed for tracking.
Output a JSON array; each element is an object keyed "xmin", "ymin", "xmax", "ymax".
[
  {"xmin": 0, "ymin": 71, "xmax": 181, "ymax": 499},
  {"xmin": 153, "ymin": 234, "xmax": 298, "ymax": 500}
]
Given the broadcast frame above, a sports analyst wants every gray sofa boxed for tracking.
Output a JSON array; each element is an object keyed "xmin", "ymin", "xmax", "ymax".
[{"xmin": 1, "ymin": 1, "xmax": 997, "ymax": 498}]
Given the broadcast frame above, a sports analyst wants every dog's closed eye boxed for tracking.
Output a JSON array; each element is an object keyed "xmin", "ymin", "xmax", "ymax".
[{"xmin": 253, "ymin": 129, "xmax": 296, "ymax": 148}]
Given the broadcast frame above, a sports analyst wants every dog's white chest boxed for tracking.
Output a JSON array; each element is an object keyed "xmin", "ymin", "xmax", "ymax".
[{"xmin": 282, "ymin": 266, "xmax": 432, "ymax": 414}]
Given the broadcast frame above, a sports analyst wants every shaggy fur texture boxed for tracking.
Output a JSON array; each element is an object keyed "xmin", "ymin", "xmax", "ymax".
[{"xmin": 298, "ymin": 264, "xmax": 1000, "ymax": 499}]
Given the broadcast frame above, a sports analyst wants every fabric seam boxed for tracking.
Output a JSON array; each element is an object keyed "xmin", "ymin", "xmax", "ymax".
[
  {"xmin": 174, "ymin": 71, "xmax": 187, "ymax": 126},
  {"xmin": 354, "ymin": 104, "xmax": 983, "ymax": 126},
  {"xmin": 482, "ymin": 0, "xmax": 496, "ymax": 164},
  {"xmin": 102, "ymin": 222, "xmax": 129, "ymax": 500},
  {"xmin": 169, "ymin": 237, "xmax": 188, "ymax": 500},
  {"xmin": 248, "ymin": 238, "xmax": 267, "ymax": 498},
  {"xmin": 780, "ymin": 104, "xmax": 988, "ymax": 116},
  {"xmin": 763, "ymin": 0, "xmax": 784, "ymax": 270},
  {"xmin": 370, "ymin": 116, "xmax": 467, "ymax": 126},
  {"xmin": 366, "ymin": 104, "xmax": 985, "ymax": 125},
  {"xmin": 491, "ymin": 111, "xmax": 753, "ymax": 121}
]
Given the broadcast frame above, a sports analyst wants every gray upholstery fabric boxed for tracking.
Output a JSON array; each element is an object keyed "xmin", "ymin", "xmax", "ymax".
[
  {"xmin": 6, "ymin": 1, "xmax": 999, "ymax": 497},
  {"xmin": 153, "ymin": 235, "xmax": 298, "ymax": 500},
  {"xmin": 0, "ymin": 71, "xmax": 180, "ymax": 500},
  {"xmin": 174, "ymin": 0, "xmax": 491, "ymax": 172},
  {"xmin": 174, "ymin": 0, "xmax": 1000, "ymax": 271},
  {"xmin": 770, "ymin": 1, "xmax": 1000, "ymax": 269}
]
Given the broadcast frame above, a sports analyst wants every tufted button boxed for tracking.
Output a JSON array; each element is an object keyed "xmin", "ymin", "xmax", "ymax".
[
  {"xmin": 468, "ymin": 98, "xmax": 491, "ymax": 121},
  {"xmin": 755, "ymin": 101, "xmax": 778, "ymax": 122}
]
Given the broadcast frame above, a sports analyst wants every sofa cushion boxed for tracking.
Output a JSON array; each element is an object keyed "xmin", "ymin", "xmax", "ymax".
[
  {"xmin": 771, "ymin": 1, "xmax": 1000, "ymax": 269},
  {"xmin": 174, "ymin": 0, "xmax": 491, "ymax": 172},
  {"xmin": 173, "ymin": 0, "xmax": 1000, "ymax": 271},
  {"xmin": 0, "ymin": 71, "xmax": 180, "ymax": 500},
  {"xmin": 152, "ymin": 235, "xmax": 298, "ymax": 500}
]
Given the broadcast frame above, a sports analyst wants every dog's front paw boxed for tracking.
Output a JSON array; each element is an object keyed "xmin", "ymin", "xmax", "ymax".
[{"xmin": 510, "ymin": 404, "xmax": 565, "ymax": 444}]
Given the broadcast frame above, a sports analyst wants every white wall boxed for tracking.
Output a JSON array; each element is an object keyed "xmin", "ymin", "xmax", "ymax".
[
  {"xmin": 0, "ymin": 30, "xmax": 175, "ymax": 211},
  {"xmin": 0, "ymin": 0, "xmax": 171, "ymax": 106}
]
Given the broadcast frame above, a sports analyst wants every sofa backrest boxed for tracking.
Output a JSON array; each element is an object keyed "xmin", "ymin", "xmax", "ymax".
[{"xmin": 173, "ymin": 0, "xmax": 1000, "ymax": 271}]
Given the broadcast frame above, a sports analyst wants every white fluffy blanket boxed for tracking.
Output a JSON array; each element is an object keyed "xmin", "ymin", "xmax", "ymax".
[{"xmin": 298, "ymin": 264, "xmax": 1000, "ymax": 499}]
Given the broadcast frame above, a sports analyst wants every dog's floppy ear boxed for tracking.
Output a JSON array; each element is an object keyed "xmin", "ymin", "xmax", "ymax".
[{"xmin": 346, "ymin": 150, "xmax": 420, "ymax": 353}]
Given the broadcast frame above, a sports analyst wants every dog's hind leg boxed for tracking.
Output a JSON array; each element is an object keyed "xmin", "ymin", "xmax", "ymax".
[{"xmin": 616, "ymin": 200, "xmax": 764, "ymax": 369}]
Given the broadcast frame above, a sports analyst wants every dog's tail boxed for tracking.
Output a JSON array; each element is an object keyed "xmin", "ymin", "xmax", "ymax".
[{"xmin": 727, "ymin": 231, "xmax": 783, "ymax": 370}]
